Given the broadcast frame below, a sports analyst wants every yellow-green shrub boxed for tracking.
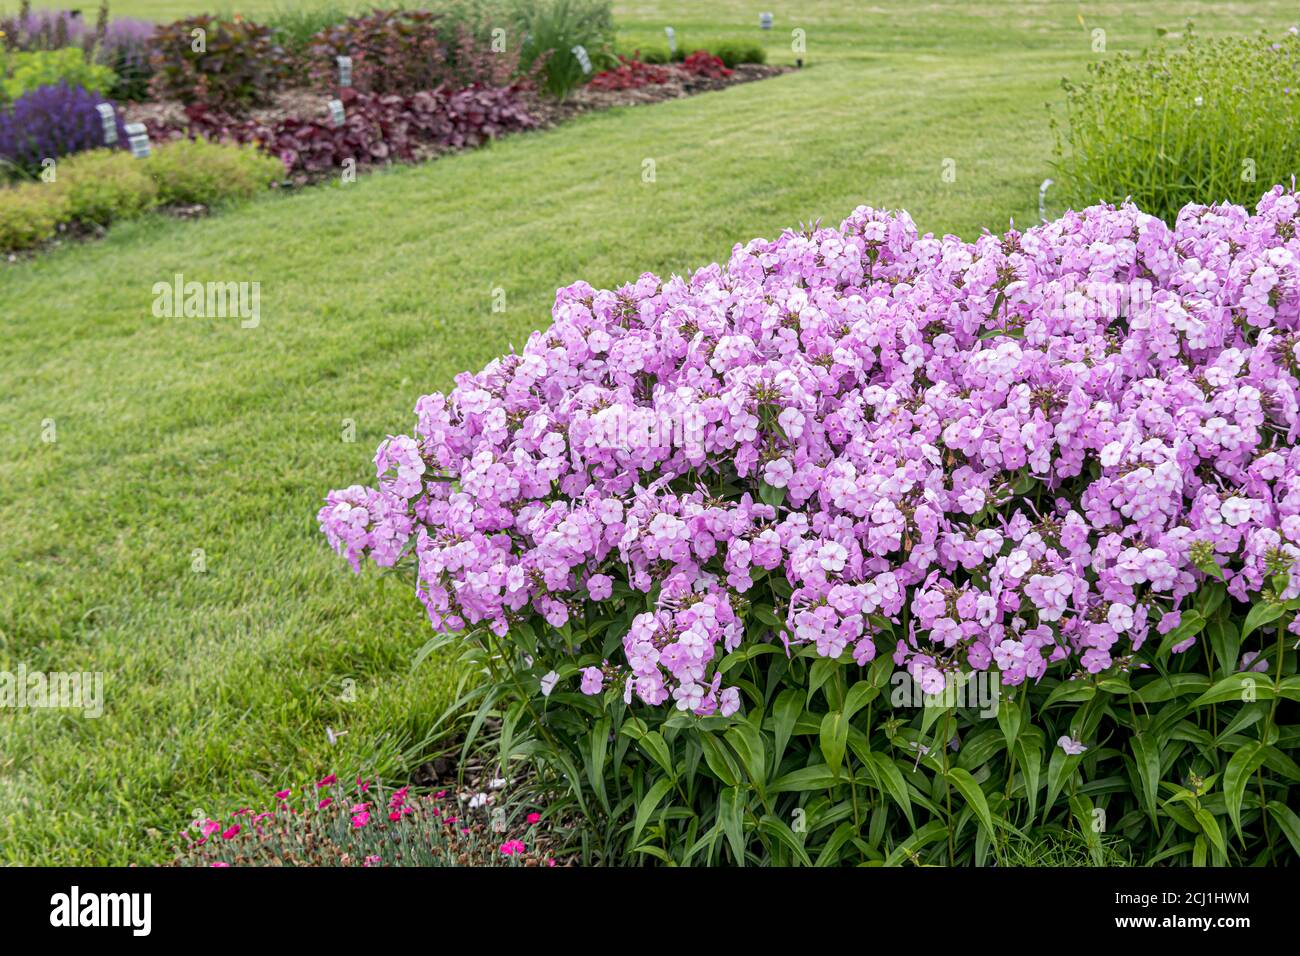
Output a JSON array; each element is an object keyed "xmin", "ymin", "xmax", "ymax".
[
  {"xmin": 1, "ymin": 48, "xmax": 118, "ymax": 102},
  {"xmin": 144, "ymin": 138, "xmax": 284, "ymax": 206},
  {"xmin": 56, "ymin": 149, "xmax": 159, "ymax": 225},
  {"xmin": 0, "ymin": 182, "xmax": 68, "ymax": 252}
]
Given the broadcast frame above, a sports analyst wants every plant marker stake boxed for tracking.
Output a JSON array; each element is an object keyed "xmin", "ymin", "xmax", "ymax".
[
  {"xmin": 124, "ymin": 122, "xmax": 149, "ymax": 158},
  {"xmin": 665, "ymin": 26, "xmax": 676, "ymax": 56},
  {"xmin": 337, "ymin": 55, "xmax": 352, "ymax": 89},
  {"xmin": 572, "ymin": 44, "xmax": 592, "ymax": 74},
  {"xmin": 96, "ymin": 102, "xmax": 117, "ymax": 145},
  {"xmin": 328, "ymin": 98, "xmax": 346, "ymax": 127},
  {"xmin": 760, "ymin": 12, "xmax": 774, "ymax": 30},
  {"xmin": 1038, "ymin": 178, "xmax": 1054, "ymax": 222}
]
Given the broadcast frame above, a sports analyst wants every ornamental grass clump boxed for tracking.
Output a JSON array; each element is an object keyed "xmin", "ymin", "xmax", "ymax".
[
  {"xmin": 1053, "ymin": 25, "xmax": 1300, "ymax": 224},
  {"xmin": 321, "ymin": 189, "xmax": 1300, "ymax": 867}
]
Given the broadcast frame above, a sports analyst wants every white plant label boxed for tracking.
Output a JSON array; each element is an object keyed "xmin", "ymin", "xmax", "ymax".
[
  {"xmin": 665, "ymin": 27, "xmax": 676, "ymax": 55},
  {"xmin": 124, "ymin": 122, "xmax": 150, "ymax": 158},
  {"xmin": 760, "ymin": 12, "xmax": 774, "ymax": 30},
  {"xmin": 328, "ymin": 99, "xmax": 346, "ymax": 127},
  {"xmin": 572, "ymin": 45, "xmax": 592, "ymax": 74},
  {"xmin": 96, "ymin": 103, "xmax": 118, "ymax": 145}
]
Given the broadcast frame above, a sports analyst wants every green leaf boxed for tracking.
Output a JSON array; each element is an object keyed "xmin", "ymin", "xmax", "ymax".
[
  {"xmin": 947, "ymin": 767, "xmax": 996, "ymax": 841},
  {"xmin": 1155, "ymin": 609, "xmax": 1205, "ymax": 660},
  {"xmin": 771, "ymin": 688, "xmax": 802, "ymax": 767},
  {"xmin": 1241, "ymin": 600, "xmax": 1286, "ymax": 641},
  {"xmin": 631, "ymin": 845, "xmax": 675, "ymax": 864},
  {"xmin": 631, "ymin": 777, "xmax": 674, "ymax": 846},
  {"xmin": 862, "ymin": 752, "xmax": 914, "ymax": 827},
  {"xmin": 1192, "ymin": 673, "xmax": 1276, "ymax": 707},
  {"xmin": 1135, "ymin": 672, "xmax": 1211, "ymax": 703},
  {"xmin": 1044, "ymin": 747, "xmax": 1083, "ymax": 821},
  {"xmin": 637, "ymin": 731, "xmax": 676, "ymax": 779},
  {"xmin": 883, "ymin": 820, "xmax": 946, "ymax": 866},
  {"xmin": 807, "ymin": 657, "xmax": 838, "ymax": 707},
  {"xmin": 819, "ymin": 710, "xmax": 849, "ymax": 778},
  {"xmin": 919, "ymin": 695, "xmax": 951, "ymax": 736},
  {"xmin": 1263, "ymin": 745, "xmax": 1300, "ymax": 782},
  {"xmin": 1131, "ymin": 734, "xmax": 1162, "ymax": 825},
  {"xmin": 725, "ymin": 720, "xmax": 768, "ymax": 791},
  {"xmin": 1266, "ymin": 801, "xmax": 1300, "ymax": 857},
  {"xmin": 1015, "ymin": 737, "xmax": 1043, "ymax": 820},
  {"xmin": 1193, "ymin": 806, "xmax": 1226, "ymax": 859},
  {"xmin": 718, "ymin": 787, "xmax": 746, "ymax": 866},
  {"xmin": 769, "ymin": 764, "xmax": 844, "ymax": 793},
  {"xmin": 700, "ymin": 732, "xmax": 740, "ymax": 787},
  {"xmin": 757, "ymin": 813, "xmax": 812, "ymax": 866},
  {"xmin": 1195, "ymin": 581, "xmax": 1226, "ymax": 618},
  {"xmin": 1205, "ymin": 615, "xmax": 1241, "ymax": 678},
  {"xmin": 1223, "ymin": 740, "xmax": 1267, "ymax": 843},
  {"xmin": 1277, "ymin": 676, "xmax": 1300, "ymax": 703},
  {"xmin": 996, "ymin": 695, "xmax": 1022, "ymax": 748},
  {"xmin": 586, "ymin": 717, "xmax": 611, "ymax": 810},
  {"xmin": 1043, "ymin": 680, "xmax": 1096, "ymax": 707},
  {"xmin": 843, "ymin": 680, "xmax": 879, "ymax": 722}
]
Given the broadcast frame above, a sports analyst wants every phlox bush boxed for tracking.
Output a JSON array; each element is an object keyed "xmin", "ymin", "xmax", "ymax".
[{"xmin": 321, "ymin": 189, "xmax": 1300, "ymax": 866}]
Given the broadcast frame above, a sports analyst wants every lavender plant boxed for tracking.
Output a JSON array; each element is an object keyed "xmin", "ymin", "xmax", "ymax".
[{"xmin": 0, "ymin": 80, "xmax": 126, "ymax": 177}]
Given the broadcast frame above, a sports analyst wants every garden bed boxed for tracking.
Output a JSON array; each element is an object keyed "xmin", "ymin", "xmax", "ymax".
[
  {"xmin": 2, "ymin": 3, "xmax": 783, "ymax": 256},
  {"xmin": 125, "ymin": 62, "xmax": 793, "ymax": 188},
  {"xmin": 125, "ymin": 63, "xmax": 790, "ymax": 133},
  {"xmin": 521, "ymin": 62, "xmax": 792, "ymax": 127}
]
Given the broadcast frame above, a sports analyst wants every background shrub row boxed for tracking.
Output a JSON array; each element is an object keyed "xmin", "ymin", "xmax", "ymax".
[{"xmin": 0, "ymin": 139, "xmax": 283, "ymax": 252}]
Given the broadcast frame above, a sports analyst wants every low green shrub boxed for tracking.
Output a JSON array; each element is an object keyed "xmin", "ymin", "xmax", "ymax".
[
  {"xmin": 145, "ymin": 137, "xmax": 284, "ymax": 206},
  {"xmin": 635, "ymin": 45, "xmax": 672, "ymax": 65},
  {"xmin": 711, "ymin": 40, "xmax": 767, "ymax": 67},
  {"xmin": 56, "ymin": 148, "xmax": 157, "ymax": 224},
  {"xmin": 1053, "ymin": 25, "xmax": 1300, "ymax": 223},
  {"xmin": 1, "ymin": 48, "xmax": 117, "ymax": 102},
  {"xmin": 0, "ymin": 180, "xmax": 67, "ymax": 251},
  {"xmin": 0, "ymin": 138, "xmax": 286, "ymax": 253}
]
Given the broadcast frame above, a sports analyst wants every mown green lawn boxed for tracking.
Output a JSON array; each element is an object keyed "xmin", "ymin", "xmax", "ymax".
[{"xmin": 1, "ymin": 1, "xmax": 1295, "ymax": 865}]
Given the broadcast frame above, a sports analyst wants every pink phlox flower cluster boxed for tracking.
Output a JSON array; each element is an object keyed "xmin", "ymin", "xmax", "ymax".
[{"xmin": 321, "ymin": 187, "xmax": 1300, "ymax": 707}]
